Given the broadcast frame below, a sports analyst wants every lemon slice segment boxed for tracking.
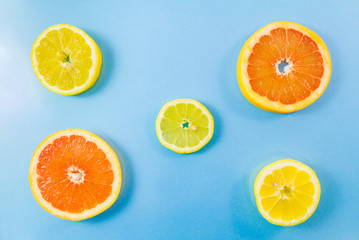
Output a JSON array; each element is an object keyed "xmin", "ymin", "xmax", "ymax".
[
  {"xmin": 156, "ymin": 99, "xmax": 214, "ymax": 154},
  {"xmin": 254, "ymin": 159, "xmax": 320, "ymax": 226},
  {"xmin": 31, "ymin": 24, "xmax": 102, "ymax": 95}
]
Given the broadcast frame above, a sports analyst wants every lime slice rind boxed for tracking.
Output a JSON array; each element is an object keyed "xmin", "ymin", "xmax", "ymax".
[{"xmin": 156, "ymin": 99, "xmax": 214, "ymax": 154}]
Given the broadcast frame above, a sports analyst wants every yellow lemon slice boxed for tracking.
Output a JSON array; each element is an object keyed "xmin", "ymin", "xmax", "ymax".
[
  {"xmin": 31, "ymin": 24, "xmax": 102, "ymax": 95},
  {"xmin": 29, "ymin": 129, "xmax": 121, "ymax": 220},
  {"xmin": 156, "ymin": 99, "xmax": 214, "ymax": 154},
  {"xmin": 254, "ymin": 159, "xmax": 320, "ymax": 226},
  {"xmin": 237, "ymin": 21, "xmax": 331, "ymax": 113}
]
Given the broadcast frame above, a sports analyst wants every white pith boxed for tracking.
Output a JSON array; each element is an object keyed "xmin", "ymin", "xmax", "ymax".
[{"xmin": 29, "ymin": 129, "xmax": 122, "ymax": 221}]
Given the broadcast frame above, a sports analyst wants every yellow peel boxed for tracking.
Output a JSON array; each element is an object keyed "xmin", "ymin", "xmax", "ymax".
[
  {"xmin": 156, "ymin": 99, "xmax": 214, "ymax": 154},
  {"xmin": 31, "ymin": 24, "xmax": 102, "ymax": 95},
  {"xmin": 254, "ymin": 159, "xmax": 320, "ymax": 226}
]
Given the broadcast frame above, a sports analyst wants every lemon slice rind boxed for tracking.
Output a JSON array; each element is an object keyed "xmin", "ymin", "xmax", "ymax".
[
  {"xmin": 254, "ymin": 159, "xmax": 321, "ymax": 226},
  {"xmin": 31, "ymin": 24, "xmax": 102, "ymax": 95}
]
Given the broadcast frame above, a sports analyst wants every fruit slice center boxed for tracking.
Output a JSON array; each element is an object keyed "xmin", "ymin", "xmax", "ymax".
[
  {"xmin": 67, "ymin": 165, "xmax": 85, "ymax": 184},
  {"xmin": 182, "ymin": 120, "xmax": 190, "ymax": 129},
  {"xmin": 277, "ymin": 59, "xmax": 292, "ymax": 74},
  {"xmin": 280, "ymin": 186, "xmax": 292, "ymax": 198},
  {"xmin": 248, "ymin": 28, "xmax": 324, "ymax": 105},
  {"xmin": 37, "ymin": 134, "xmax": 114, "ymax": 213},
  {"xmin": 56, "ymin": 50, "xmax": 71, "ymax": 63}
]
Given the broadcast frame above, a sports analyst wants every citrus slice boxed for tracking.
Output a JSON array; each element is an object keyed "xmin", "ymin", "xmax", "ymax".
[
  {"xmin": 254, "ymin": 159, "xmax": 320, "ymax": 226},
  {"xmin": 156, "ymin": 99, "xmax": 214, "ymax": 154},
  {"xmin": 237, "ymin": 21, "xmax": 331, "ymax": 113},
  {"xmin": 31, "ymin": 24, "xmax": 102, "ymax": 95},
  {"xmin": 29, "ymin": 129, "xmax": 121, "ymax": 221}
]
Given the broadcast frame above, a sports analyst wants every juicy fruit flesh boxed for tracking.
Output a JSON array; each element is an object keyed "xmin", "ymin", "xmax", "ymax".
[
  {"xmin": 248, "ymin": 28, "xmax": 324, "ymax": 105},
  {"xmin": 160, "ymin": 103, "xmax": 210, "ymax": 148},
  {"xmin": 34, "ymin": 28, "xmax": 93, "ymax": 90},
  {"xmin": 36, "ymin": 135, "xmax": 114, "ymax": 213},
  {"xmin": 259, "ymin": 166, "xmax": 315, "ymax": 222}
]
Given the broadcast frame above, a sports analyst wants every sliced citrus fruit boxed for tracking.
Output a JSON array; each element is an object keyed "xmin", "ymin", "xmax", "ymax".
[
  {"xmin": 31, "ymin": 24, "xmax": 102, "ymax": 95},
  {"xmin": 254, "ymin": 159, "xmax": 320, "ymax": 226},
  {"xmin": 237, "ymin": 21, "xmax": 331, "ymax": 113},
  {"xmin": 29, "ymin": 129, "xmax": 121, "ymax": 221},
  {"xmin": 156, "ymin": 99, "xmax": 214, "ymax": 154}
]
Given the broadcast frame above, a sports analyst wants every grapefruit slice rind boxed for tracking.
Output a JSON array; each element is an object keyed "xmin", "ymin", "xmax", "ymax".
[
  {"xmin": 29, "ymin": 129, "xmax": 121, "ymax": 221},
  {"xmin": 237, "ymin": 21, "xmax": 331, "ymax": 113}
]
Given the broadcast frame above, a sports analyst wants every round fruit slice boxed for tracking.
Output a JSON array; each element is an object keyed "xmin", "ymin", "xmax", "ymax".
[
  {"xmin": 31, "ymin": 24, "xmax": 102, "ymax": 95},
  {"xmin": 237, "ymin": 21, "xmax": 331, "ymax": 113},
  {"xmin": 29, "ymin": 129, "xmax": 121, "ymax": 221},
  {"xmin": 156, "ymin": 99, "xmax": 214, "ymax": 154},
  {"xmin": 254, "ymin": 159, "xmax": 320, "ymax": 226}
]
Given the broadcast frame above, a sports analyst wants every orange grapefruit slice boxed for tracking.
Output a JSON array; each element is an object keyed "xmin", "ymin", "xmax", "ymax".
[
  {"xmin": 29, "ymin": 129, "xmax": 122, "ymax": 221},
  {"xmin": 237, "ymin": 21, "xmax": 331, "ymax": 113}
]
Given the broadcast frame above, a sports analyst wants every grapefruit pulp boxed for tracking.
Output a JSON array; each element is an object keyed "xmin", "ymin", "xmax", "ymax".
[
  {"xmin": 29, "ymin": 129, "xmax": 121, "ymax": 221},
  {"xmin": 237, "ymin": 21, "xmax": 331, "ymax": 113}
]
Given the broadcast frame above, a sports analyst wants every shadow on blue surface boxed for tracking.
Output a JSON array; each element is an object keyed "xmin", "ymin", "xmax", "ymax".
[
  {"xmin": 231, "ymin": 153, "xmax": 339, "ymax": 239},
  {"xmin": 231, "ymin": 174, "xmax": 282, "ymax": 240},
  {"xmin": 194, "ymin": 101, "xmax": 222, "ymax": 154},
  {"xmin": 299, "ymin": 164, "xmax": 339, "ymax": 229},
  {"xmin": 85, "ymin": 134, "xmax": 135, "ymax": 223},
  {"xmin": 294, "ymin": 35, "xmax": 340, "ymax": 117},
  {"xmin": 218, "ymin": 34, "xmax": 339, "ymax": 119},
  {"xmin": 218, "ymin": 37, "xmax": 285, "ymax": 122},
  {"xmin": 76, "ymin": 30, "xmax": 116, "ymax": 97}
]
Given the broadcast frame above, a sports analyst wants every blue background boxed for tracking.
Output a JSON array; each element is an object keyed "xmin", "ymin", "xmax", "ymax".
[{"xmin": 1, "ymin": 0, "xmax": 358, "ymax": 239}]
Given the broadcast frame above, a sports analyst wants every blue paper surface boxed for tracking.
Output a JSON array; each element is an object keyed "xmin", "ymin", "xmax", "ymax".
[{"xmin": 0, "ymin": 0, "xmax": 358, "ymax": 239}]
